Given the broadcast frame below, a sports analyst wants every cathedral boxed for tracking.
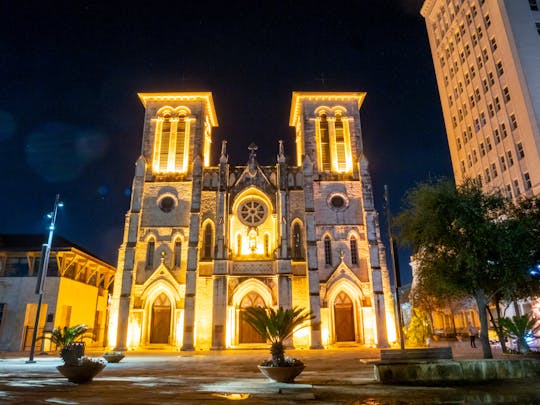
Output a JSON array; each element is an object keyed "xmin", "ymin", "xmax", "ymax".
[{"xmin": 108, "ymin": 91, "xmax": 396, "ymax": 350}]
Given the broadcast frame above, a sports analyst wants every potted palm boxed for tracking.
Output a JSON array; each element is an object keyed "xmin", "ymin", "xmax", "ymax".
[
  {"xmin": 47, "ymin": 324, "xmax": 106, "ymax": 383},
  {"xmin": 243, "ymin": 306, "xmax": 314, "ymax": 383}
]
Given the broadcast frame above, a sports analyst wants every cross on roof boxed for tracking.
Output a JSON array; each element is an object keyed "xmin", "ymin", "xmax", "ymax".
[{"xmin": 248, "ymin": 143, "xmax": 258, "ymax": 156}]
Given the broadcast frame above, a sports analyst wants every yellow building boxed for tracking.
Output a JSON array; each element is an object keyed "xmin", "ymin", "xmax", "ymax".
[
  {"xmin": 421, "ymin": 0, "xmax": 540, "ymax": 197},
  {"xmin": 109, "ymin": 91, "xmax": 396, "ymax": 351},
  {"xmin": 0, "ymin": 234, "xmax": 115, "ymax": 351}
]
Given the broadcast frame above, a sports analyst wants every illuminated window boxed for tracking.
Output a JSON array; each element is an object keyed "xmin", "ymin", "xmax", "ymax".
[
  {"xmin": 202, "ymin": 223, "xmax": 213, "ymax": 260},
  {"xmin": 319, "ymin": 114, "xmax": 331, "ymax": 171},
  {"xmin": 174, "ymin": 116, "xmax": 187, "ymax": 171},
  {"xmin": 350, "ymin": 237, "xmax": 358, "ymax": 265},
  {"xmin": 317, "ymin": 111, "xmax": 352, "ymax": 173},
  {"xmin": 264, "ymin": 234, "xmax": 270, "ymax": 257},
  {"xmin": 292, "ymin": 222, "xmax": 304, "ymax": 260},
  {"xmin": 237, "ymin": 234, "xmax": 242, "ymax": 256},
  {"xmin": 153, "ymin": 108, "xmax": 191, "ymax": 173},
  {"xmin": 324, "ymin": 237, "xmax": 332, "ymax": 266},
  {"xmin": 334, "ymin": 114, "xmax": 347, "ymax": 171},
  {"xmin": 146, "ymin": 239, "xmax": 155, "ymax": 270},
  {"xmin": 173, "ymin": 240, "xmax": 182, "ymax": 268}
]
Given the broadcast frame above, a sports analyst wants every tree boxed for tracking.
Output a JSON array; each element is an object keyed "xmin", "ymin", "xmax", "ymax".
[
  {"xmin": 243, "ymin": 306, "xmax": 313, "ymax": 367},
  {"xmin": 395, "ymin": 179, "xmax": 538, "ymax": 359}
]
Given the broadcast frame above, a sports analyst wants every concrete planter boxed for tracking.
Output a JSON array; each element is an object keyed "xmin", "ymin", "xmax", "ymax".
[
  {"xmin": 103, "ymin": 353, "xmax": 125, "ymax": 363},
  {"xmin": 258, "ymin": 364, "xmax": 305, "ymax": 383},
  {"xmin": 57, "ymin": 362, "xmax": 106, "ymax": 384}
]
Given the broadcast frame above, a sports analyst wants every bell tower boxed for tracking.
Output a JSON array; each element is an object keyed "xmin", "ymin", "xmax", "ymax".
[{"xmin": 289, "ymin": 92, "xmax": 393, "ymax": 348}]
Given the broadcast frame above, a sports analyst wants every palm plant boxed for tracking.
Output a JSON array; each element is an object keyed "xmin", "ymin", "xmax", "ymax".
[
  {"xmin": 49, "ymin": 324, "xmax": 89, "ymax": 348},
  {"xmin": 243, "ymin": 306, "xmax": 314, "ymax": 367},
  {"xmin": 46, "ymin": 324, "xmax": 89, "ymax": 365},
  {"xmin": 498, "ymin": 315, "xmax": 540, "ymax": 353}
]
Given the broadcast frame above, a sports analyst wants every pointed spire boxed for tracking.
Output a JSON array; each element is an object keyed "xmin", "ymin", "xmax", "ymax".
[
  {"xmin": 220, "ymin": 140, "xmax": 228, "ymax": 164},
  {"xmin": 248, "ymin": 143, "xmax": 258, "ymax": 176},
  {"xmin": 277, "ymin": 140, "xmax": 286, "ymax": 163}
]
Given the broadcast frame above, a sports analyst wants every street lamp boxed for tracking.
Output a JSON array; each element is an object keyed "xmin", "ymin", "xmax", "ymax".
[
  {"xmin": 384, "ymin": 185, "xmax": 405, "ymax": 350},
  {"xmin": 27, "ymin": 194, "xmax": 63, "ymax": 363}
]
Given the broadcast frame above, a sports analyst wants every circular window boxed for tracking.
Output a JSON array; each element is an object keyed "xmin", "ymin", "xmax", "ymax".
[
  {"xmin": 158, "ymin": 196, "xmax": 176, "ymax": 213},
  {"xmin": 238, "ymin": 199, "xmax": 268, "ymax": 226},
  {"xmin": 330, "ymin": 195, "xmax": 345, "ymax": 208},
  {"xmin": 328, "ymin": 194, "xmax": 349, "ymax": 211}
]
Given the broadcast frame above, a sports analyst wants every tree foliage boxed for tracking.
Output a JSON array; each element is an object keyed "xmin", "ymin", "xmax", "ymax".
[
  {"xmin": 395, "ymin": 179, "xmax": 539, "ymax": 358},
  {"xmin": 243, "ymin": 306, "xmax": 313, "ymax": 366}
]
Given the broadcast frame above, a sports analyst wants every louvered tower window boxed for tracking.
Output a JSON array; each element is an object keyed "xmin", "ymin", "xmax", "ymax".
[
  {"xmin": 335, "ymin": 114, "xmax": 347, "ymax": 171},
  {"xmin": 319, "ymin": 114, "xmax": 331, "ymax": 171}
]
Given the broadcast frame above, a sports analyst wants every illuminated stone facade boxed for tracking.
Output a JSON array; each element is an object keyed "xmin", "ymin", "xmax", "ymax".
[
  {"xmin": 421, "ymin": 0, "xmax": 540, "ymax": 197},
  {"xmin": 109, "ymin": 92, "xmax": 395, "ymax": 350}
]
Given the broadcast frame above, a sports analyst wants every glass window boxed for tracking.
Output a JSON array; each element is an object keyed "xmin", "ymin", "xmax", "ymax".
[
  {"xmin": 517, "ymin": 142, "xmax": 525, "ymax": 159},
  {"xmin": 146, "ymin": 240, "xmax": 155, "ymax": 270},
  {"xmin": 324, "ymin": 237, "xmax": 332, "ymax": 266},
  {"xmin": 350, "ymin": 237, "xmax": 358, "ymax": 265},
  {"xmin": 292, "ymin": 223, "xmax": 304, "ymax": 260},
  {"xmin": 319, "ymin": 114, "xmax": 331, "ymax": 172},
  {"xmin": 174, "ymin": 240, "xmax": 182, "ymax": 268},
  {"xmin": 202, "ymin": 223, "xmax": 213, "ymax": 260}
]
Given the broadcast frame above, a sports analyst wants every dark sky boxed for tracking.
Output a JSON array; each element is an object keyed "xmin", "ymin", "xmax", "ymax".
[{"xmin": 0, "ymin": 0, "xmax": 452, "ymax": 284}]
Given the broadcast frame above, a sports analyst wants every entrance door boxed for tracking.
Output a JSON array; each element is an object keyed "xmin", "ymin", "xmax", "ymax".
[
  {"xmin": 239, "ymin": 292, "xmax": 266, "ymax": 344},
  {"xmin": 150, "ymin": 293, "xmax": 171, "ymax": 344},
  {"xmin": 334, "ymin": 292, "xmax": 355, "ymax": 342}
]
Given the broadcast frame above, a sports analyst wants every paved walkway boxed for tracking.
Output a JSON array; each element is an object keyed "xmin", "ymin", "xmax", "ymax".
[{"xmin": 0, "ymin": 343, "xmax": 538, "ymax": 404}]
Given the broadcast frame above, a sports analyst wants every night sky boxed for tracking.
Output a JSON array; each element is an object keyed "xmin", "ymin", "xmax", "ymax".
[{"xmin": 0, "ymin": 1, "xmax": 452, "ymax": 284}]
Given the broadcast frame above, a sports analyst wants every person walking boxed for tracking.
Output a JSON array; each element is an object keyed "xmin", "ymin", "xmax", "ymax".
[{"xmin": 468, "ymin": 323, "xmax": 478, "ymax": 348}]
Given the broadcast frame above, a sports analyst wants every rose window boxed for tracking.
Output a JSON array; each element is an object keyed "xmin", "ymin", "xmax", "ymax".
[{"xmin": 238, "ymin": 200, "xmax": 267, "ymax": 226}]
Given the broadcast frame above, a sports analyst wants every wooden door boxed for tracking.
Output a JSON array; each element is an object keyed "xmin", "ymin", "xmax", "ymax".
[
  {"xmin": 150, "ymin": 293, "xmax": 171, "ymax": 344},
  {"xmin": 334, "ymin": 292, "xmax": 355, "ymax": 342},
  {"xmin": 239, "ymin": 292, "xmax": 265, "ymax": 344}
]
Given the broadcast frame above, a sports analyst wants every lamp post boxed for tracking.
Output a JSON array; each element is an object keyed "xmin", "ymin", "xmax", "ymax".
[
  {"xmin": 384, "ymin": 185, "xmax": 405, "ymax": 350},
  {"xmin": 27, "ymin": 194, "xmax": 63, "ymax": 363}
]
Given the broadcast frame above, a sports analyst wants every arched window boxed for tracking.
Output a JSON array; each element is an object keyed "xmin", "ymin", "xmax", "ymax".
[
  {"xmin": 292, "ymin": 222, "xmax": 304, "ymax": 260},
  {"xmin": 324, "ymin": 236, "xmax": 332, "ymax": 266},
  {"xmin": 319, "ymin": 113, "xmax": 331, "ymax": 171},
  {"xmin": 350, "ymin": 236, "xmax": 358, "ymax": 265},
  {"xmin": 146, "ymin": 238, "xmax": 155, "ymax": 269},
  {"xmin": 202, "ymin": 223, "xmax": 213, "ymax": 260},
  {"xmin": 334, "ymin": 114, "xmax": 347, "ymax": 172},
  {"xmin": 159, "ymin": 114, "xmax": 171, "ymax": 170},
  {"xmin": 173, "ymin": 239, "xmax": 182, "ymax": 268},
  {"xmin": 174, "ymin": 115, "xmax": 187, "ymax": 171},
  {"xmin": 153, "ymin": 109, "xmax": 191, "ymax": 173}
]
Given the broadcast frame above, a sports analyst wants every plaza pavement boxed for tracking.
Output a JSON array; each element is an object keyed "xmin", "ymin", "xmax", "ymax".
[{"xmin": 0, "ymin": 342, "xmax": 539, "ymax": 404}]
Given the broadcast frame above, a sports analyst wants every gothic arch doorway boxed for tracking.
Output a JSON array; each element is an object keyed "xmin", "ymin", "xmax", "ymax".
[
  {"xmin": 239, "ymin": 292, "xmax": 265, "ymax": 344},
  {"xmin": 150, "ymin": 293, "xmax": 171, "ymax": 344},
  {"xmin": 334, "ymin": 292, "xmax": 355, "ymax": 342}
]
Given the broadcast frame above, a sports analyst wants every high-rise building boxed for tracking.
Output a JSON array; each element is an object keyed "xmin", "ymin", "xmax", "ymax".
[
  {"xmin": 421, "ymin": 0, "xmax": 540, "ymax": 197},
  {"xmin": 107, "ymin": 91, "xmax": 396, "ymax": 351}
]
